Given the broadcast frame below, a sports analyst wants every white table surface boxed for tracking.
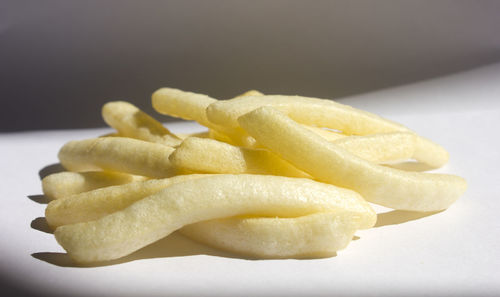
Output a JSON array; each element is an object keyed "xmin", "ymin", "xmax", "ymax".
[{"xmin": 1, "ymin": 64, "xmax": 499, "ymax": 297}]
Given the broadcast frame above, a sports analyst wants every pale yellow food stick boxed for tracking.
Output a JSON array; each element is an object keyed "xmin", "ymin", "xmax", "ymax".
[
  {"xmin": 58, "ymin": 137, "xmax": 176, "ymax": 178},
  {"xmin": 44, "ymin": 172, "xmax": 356, "ymax": 258},
  {"xmin": 169, "ymin": 137, "xmax": 310, "ymax": 178},
  {"xmin": 171, "ymin": 132, "xmax": 446, "ymax": 178},
  {"xmin": 207, "ymin": 94, "xmax": 410, "ymax": 134},
  {"xmin": 151, "ymin": 88, "xmax": 257, "ymax": 147},
  {"xmin": 46, "ymin": 173, "xmax": 359, "ymax": 258},
  {"xmin": 333, "ymin": 132, "xmax": 448, "ymax": 168},
  {"xmin": 102, "ymin": 101, "xmax": 181, "ymax": 147},
  {"xmin": 181, "ymin": 212, "xmax": 360, "ymax": 259},
  {"xmin": 233, "ymin": 90, "xmax": 264, "ymax": 98},
  {"xmin": 151, "ymin": 88, "xmax": 263, "ymax": 125},
  {"xmin": 239, "ymin": 107, "xmax": 467, "ymax": 211},
  {"xmin": 412, "ymin": 136, "xmax": 450, "ymax": 168},
  {"xmin": 54, "ymin": 174, "xmax": 376, "ymax": 263},
  {"xmin": 44, "ymin": 172, "xmax": 357, "ymax": 258},
  {"xmin": 45, "ymin": 174, "xmax": 209, "ymax": 228},
  {"xmin": 42, "ymin": 171, "xmax": 146, "ymax": 200},
  {"xmin": 152, "ymin": 88, "xmax": 216, "ymax": 127}
]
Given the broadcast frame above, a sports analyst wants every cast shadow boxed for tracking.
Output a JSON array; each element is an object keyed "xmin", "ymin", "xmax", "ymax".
[
  {"xmin": 32, "ymin": 231, "xmax": 252, "ymax": 268},
  {"xmin": 38, "ymin": 163, "xmax": 65, "ymax": 180},
  {"xmin": 375, "ymin": 210, "xmax": 442, "ymax": 228},
  {"xmin": 384, "ymin": 161, "xmax": 435, "ymax": 172},
  {"xmin": 27, "ymin": 194, "xmax": 50, "ymax": 204},
  {"xmin": 31, "ymin": 217, "xmax": 52, "ymax": 234}
]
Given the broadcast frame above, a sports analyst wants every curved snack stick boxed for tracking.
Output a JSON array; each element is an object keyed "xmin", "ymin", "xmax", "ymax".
[
  {"xmin": 152, "ymin": 88, "xmax": 216, "ymax": 127},
  {"xmin": 169, "ymin": 137, "xmax": 310, "ymax": 178},
  {"xmin": 54, "ymin": 174, "xmax": 376, "ymax": 263},
  {"xmin": 45, "ymin": 173, "xmax": 357, "ymax": 258},
  {"xmin": 42, "ymin": 171, "xmax": 146, "ymax": 200},
  {"xmin": 45, "ymin": 174, "xmax": 358, "ymax": 258},
  {"xmin": 206, "ymin": 94, "xmax": 410, "ymax": 134},
  {"xmin": 333, "ymin": 132, "xmax": 448, "ymax": 168},
  {"xmin": 102, "ymin": 101, "xmax": 181, "ymax": 147},
  {"xmin": 58, "ymin": 137, "xmax": 176, "ymax": 178},
  {"xmin": 238, "ymin": 107, "xmax": 467, "ymax": 211},
  {"xmin": 181, "ymin": 212, "xmax": 360, "ymax": 259},
  {"xmin": 46, "ymin": 174, "xmax": 358, "ymax": 258},
  {"xmin": 303, "ymin": 128, "xmax": 448, "ymax": 167},
  {"xmin": 46, "ymin": 174, "xmax": 209, "ymax": 228},
  {"xmin": 171, "ymin": 133, "xmax": 446, "ymax": 179},
  {"xmin": 152, "ymin": 88, "xmax": 256, "ymax": 147},
  {"xmin": 233, "ymin": 90, "xmax": 264, "ymax": 98}
]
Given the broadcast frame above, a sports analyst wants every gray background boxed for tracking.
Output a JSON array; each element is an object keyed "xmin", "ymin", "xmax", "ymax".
[{"xmin": 1, "ymin": 0, "xmax": 500, "ymax": 131}]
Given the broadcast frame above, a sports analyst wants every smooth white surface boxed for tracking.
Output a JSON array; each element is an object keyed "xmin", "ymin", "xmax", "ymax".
[{"xmin": 1, "ymin": 64, "xmax": 500, "ymax": 297}]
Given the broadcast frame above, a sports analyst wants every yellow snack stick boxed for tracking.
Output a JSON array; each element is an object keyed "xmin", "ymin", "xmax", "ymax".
[
  {"xmin": 181, "ymin": 212, "xmax": 360, "ymax": 259},
  {"xmin": 233, "ymin": 89, "xmax": 264, "ymax": 98},
  {"xmin": 58, "ymin": 137, "xmax": 176, "ymax": 178},
  {"xmin": 152, "ymin": 88, "xmax": 216, "ymax": 127},
  {"xmin": 44, "ymin": 172, "xmax": 355, "ymax": 258},
  {"xmin": 102, "ymin": 101, "xmax": 181, "ymax": 147},
  {"xmin": 207, "ymin": 94, "xmax": 410, "ymax": 134},
  {"xmin": 45, "ymin": 174, "xmax": 209, "ymax": 228},
  {"xmin": 152, "ymin": 87, "xmax": 257, "ymax": 147},
  {"xmin": 238, "ymin": 107, "xmax": 467, "ymax": 211},
  {"xmin": 334, "ymin": 132, "xmax": 449, "ymax": 168},
  {"xmin": 169, "ymin": 137, "xmax": 310, "ymax": 178},
  {"xmin": 54, "ymin": 174, "xmax": 376, "ymax": 263},
  {"xmin": 42, "ymin": 171, "xmax": 146, "ymax": 200}
]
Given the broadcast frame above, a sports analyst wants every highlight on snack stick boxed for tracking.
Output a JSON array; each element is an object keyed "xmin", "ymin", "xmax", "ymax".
[
  {"xmin": 45, "ymin": 174, "xmax": 210, "ymax": 228},
  {"xmin": 169, "ymin": 137, "xmax": 310, "ymax": 178},
  {"xmin": 54, "ymin": 174, "xmax": 376, "ymax": 263},
  {"xmin": 180, "ymin": 211, "xmax": 359, "ymax": 259},
  {"xmin": 42, "ymin": 171, "xmax": 146, "ymax": 200},
  {"xmin": 206, "ymin": 94, "xmax": 411, "ymax": 134},
  {"xmin": 333, "ymin": 132, "xmax": 449, "ymax": 168},
  {"xmin": 102, "ymin": 101, "xmax": 182, "ymax": 147},
  {"xmin": 58, "ymin": 137, "xmax": 177, "ymax": 178},
  {"xmin": 238, "ymin": 107, "xmax": 467, "ymax": 211},
  {"xmin": 305, "ymin": 126, "xmax": 449, "ymax": 168}
]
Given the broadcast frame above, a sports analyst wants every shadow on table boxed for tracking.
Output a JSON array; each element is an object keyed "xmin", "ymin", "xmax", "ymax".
[
  {"xmin": 27, "ymin": 195, "xmax": 50, "ymax": 204},
  {"xmin": 31, "ymin": 217, "xmax": 52, "ymax": 234},
  {"xmin": 375, "ymin": 210, "xmax": 442, "ymax": 228},
  {"xmin": 383, "ymin": 161, "xmax": 435, "ymax": 172}
]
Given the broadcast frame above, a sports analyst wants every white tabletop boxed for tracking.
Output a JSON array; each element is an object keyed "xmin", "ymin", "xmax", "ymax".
[{"xmin": 1, "ymin": 64, "xmax": 499, "ymax": 297}]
